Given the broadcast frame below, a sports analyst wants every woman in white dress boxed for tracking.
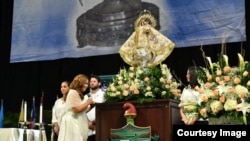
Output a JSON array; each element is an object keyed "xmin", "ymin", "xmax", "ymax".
[
  {"xmin": 58, "ymin": 74, "xmax": 94, "ymax": 141},
  {"xmin": 52, "ymin": 81, "xmax": 70, "ymax": 140},
  {"xmin": 179, "ymin": 66, "xmax": 201, "ymax": 125}
]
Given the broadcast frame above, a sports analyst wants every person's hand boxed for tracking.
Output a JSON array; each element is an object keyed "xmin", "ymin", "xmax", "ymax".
[
  {"xmin": 88, "ymin": 121, "xmax": 95, "ymax": 130},
  {"xmin": 53, "ymin": 124, "xmax": 60, "ymax": 135},
  {"xmin": 185, "ymin": 117, "xmax": 197, "ymax": 125},
  {"xmin": 182, "ymin": 117, "xmax": 188, "ymax": 124},
  {"xmin": 87, "ymin": 97, "xmax": 94, "ymax": 104}
]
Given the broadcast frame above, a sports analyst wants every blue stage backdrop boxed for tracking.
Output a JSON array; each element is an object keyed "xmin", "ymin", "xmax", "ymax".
[{"xmin": 10, "ymin": 0, "xmax": 246, "ymax": 63}]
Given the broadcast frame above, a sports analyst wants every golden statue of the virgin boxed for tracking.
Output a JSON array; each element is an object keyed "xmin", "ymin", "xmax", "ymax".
[{"xmin": 119, "ymin": 10, "xmax": 175, "ymax": 68}]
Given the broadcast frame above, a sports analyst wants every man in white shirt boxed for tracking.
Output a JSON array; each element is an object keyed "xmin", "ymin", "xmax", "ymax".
[{"xmin": 87, "ymin": 74, "xmax": 105, "ymax": 141}]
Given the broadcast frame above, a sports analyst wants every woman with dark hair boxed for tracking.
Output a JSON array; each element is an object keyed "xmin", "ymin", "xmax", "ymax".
[
  {"xmin": 179, "ymin": 66, "xmax": 201, "ymax": 125},
  {"xmin": 52, "ymin": 81, "xmax": 70, "ymax": 140},
  {"xmin": 58, "ymin": 74, "xmax": 94, "ymax": 141}
]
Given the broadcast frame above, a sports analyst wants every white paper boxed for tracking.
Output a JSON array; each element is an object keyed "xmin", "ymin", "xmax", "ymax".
[{"xmin": 86, "ymin": 107, "xmax": 95, "ymax": 121}]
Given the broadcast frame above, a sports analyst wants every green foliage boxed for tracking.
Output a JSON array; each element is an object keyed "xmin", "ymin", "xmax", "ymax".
[{"xmin": 4, "ymin": 112, "xmax": 19, "ymax": 127}]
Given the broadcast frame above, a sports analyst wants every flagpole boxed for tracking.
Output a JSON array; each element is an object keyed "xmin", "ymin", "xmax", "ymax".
[
  {"xmin": 39, "ymin": 91, "xmax": 44, "ymax": 141},
  {"xmin": 39, "ymin": 103, "xmax": 43, "ymax": 124},
  {"xmin": 23, "ymin": 100, "xmax": 27, "ymax": 141},
  {"xmin": 24, "ymin": 101, "xmax": 27, "ymax": 123}
]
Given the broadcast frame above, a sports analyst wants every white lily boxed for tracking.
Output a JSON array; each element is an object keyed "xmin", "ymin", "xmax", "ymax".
[
  {"xmin": 206, "ymin": 56, "xmax": 213, "ymax": 71},
  {"xmin": 223, "ymin": 55, "xmax": 229, "ymax": 66},
  {"xmin": 237, "ymin": 53, "xmax": 245, "ymax": 72}
]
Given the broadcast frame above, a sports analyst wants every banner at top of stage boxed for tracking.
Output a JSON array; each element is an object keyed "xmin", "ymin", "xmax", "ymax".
[{"xmin": 10, "ymin": 0, "xmax": 246, "ymax": 63}]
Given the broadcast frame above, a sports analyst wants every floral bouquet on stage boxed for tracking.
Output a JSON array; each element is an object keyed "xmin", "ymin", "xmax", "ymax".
[
  {"xmin": 104, "ymin": 64, "xmax": 182, "ymax": 103},
  {"xmin": 195, "ymin": 53, "xmax": 250, "ymax": 125}
]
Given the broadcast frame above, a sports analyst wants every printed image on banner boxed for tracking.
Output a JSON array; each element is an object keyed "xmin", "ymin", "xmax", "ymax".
[{"xmin": 10, "ymin": 0, "xmax": 245, "ymax": 63}]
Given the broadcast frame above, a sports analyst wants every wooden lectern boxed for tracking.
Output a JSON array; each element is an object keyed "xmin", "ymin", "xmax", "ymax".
[{"xmin": 95, "ymin": 99, "xmax": 181, "ymax": 141}]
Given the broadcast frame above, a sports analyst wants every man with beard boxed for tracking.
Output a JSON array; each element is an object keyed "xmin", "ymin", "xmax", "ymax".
[{"xmin": 87, "ymin": 74, "xmax": 105, "ymax": 141}]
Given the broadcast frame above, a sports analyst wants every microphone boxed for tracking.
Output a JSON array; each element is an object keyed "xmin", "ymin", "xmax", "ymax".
[
  {"xmin": 87, "ymin": 93, "xmax": 95, "ymax": 109},
  {"xmin": 87, "ymin": 93, "xmax": 91, "ymax": 97}
]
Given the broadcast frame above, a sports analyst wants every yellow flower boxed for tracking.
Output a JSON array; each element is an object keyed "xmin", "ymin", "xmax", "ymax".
[
  {"xmin": 162, "ymin": 70, "xmax": 167, "ymax": 75},
  {"xmin": 247, "ymin": 81, "xmax": 250, "ymax": 87},
  {"xmin": 243, "ymin": 71, "xmax": 249, "ymax": 77},
  {"xmin": 123, "ymin": 84, "xmax": 129, "ymax": 89},
  {"xmin": 159, "ymin": 77, "xmax": 164, "ymax": 82},
  {"xmin": 129, "ymin": 67, "xmax": 134, "ymax": 71},
  {"xmin": 118, "ymin": 80, "xmax": 123, "ymax": 85},
  {"xmin": 137, "ymin": 69, "xmax": 143, "ymax": 74},
  {"xmin": 210, "ymin": 101, "xmax": 223, "ymax": 114},
  {"xmin": 224, "ymin": 99, "xmax": 237, "ymax": 111},
  {"xmin": 144, "ymin": 77, "xmax": 150, "ymax": 82},
  {"xmin": 161, "ymin": 64, "xmax": 167, "ymax": 68},
  {"xmin": 146, "ymin": 86, "xmax": 151, "ymax": 91},
  {"xmin": 207, "ymin": 74, "xmax": 212, "ymax": 81},
  {"xmin": 235, "ymin": 85, "xmax": 248, "ymax": 96},
  {"xmin": 116, "ymin": 91, "xmax": 121, "ymax": 95},
  {"xmin": 110, "ymin": 85, "xmax": 116, "ymax": 92},
  {"xmin": 216, "ymin": 69, "xmax": 222, "ymax": 76},
  {"xmin": 129, "ymin": 73, "xmax": 134, "ymax": 78},
  {"xmin": 123, "ymin": 90, "xmax": 129, "ymax": 96},
  {"xmin": 165, "ymin": 84, "xmax": 170, "ymax": 89}
]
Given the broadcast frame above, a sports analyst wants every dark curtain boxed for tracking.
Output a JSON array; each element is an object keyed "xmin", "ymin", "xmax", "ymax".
[{"xmin": 0, "ymin": 0, "xmax": 249, "ymax": 113}]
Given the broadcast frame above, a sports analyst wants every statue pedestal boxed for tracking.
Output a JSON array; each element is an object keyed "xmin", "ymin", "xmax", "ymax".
[{"xmin": 95, "ymin": 99, "xmax": 181, "ymax": 141}]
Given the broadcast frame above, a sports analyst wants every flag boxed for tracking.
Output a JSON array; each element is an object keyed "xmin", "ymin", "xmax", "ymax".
[
  {"xmin": 18, "ymin": 99, "xmax": 24, "ymax": 122},
  {"xmin": 29, "ymin": 97, "xmax": 36, "ymax": 129},
  {"xmin": 0, "ymin": 99, "xmax": 4, "ymax": 128}
]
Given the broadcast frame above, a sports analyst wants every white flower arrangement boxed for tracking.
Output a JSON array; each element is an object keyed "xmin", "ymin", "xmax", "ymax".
[
  {"xmin": 105, "ymin": 64, "xmax": 182, "ymax": 103},
  {"xmin": 195, "ymin": 53, "xmax": 250, "ymax": 124}
]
